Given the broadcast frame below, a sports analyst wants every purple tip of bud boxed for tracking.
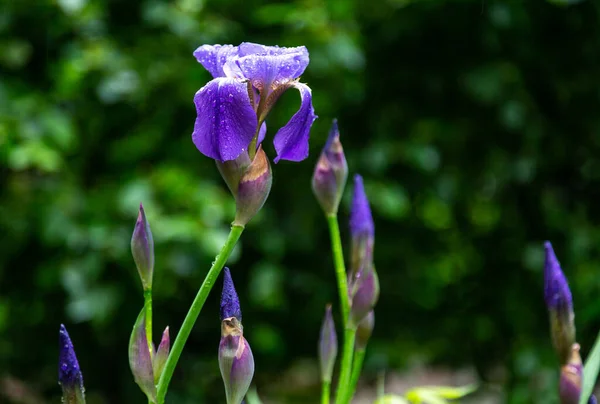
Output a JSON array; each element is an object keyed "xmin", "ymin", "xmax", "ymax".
[
  {"xmin": 59, "ymin": 324, "xmax": 84, "ymax": 392},
  {"xmin": 349, "ymin": 175, "xmax": 374, "ymax": 240},
  {"xmin": 153, "ymin": 326, "xmax": 170, "ymax": 383},
  {"xmin": 221, "ymin": 268, "xmax": 242, "ymax": 321},
  {"xmin": 131, "ymin": 203, "xmax": 154, "ymax": 290},
  {"xmin": 544, "ymin": 241, "xmax": 573, "ymax": 312},
  {"xmin": 559, "ymin": 343, "xmax": 583, "ymax": 404},
  {"xmin": 590, "ymin": 396, "xmax": 598, "ymax": 404},
  {"xmin": 318, "ymin": 304, "xmax": 338, "ymax": 383},
  {"xmin": 325, "ymin": 119, "xmax": 339, "ymax": 146}
]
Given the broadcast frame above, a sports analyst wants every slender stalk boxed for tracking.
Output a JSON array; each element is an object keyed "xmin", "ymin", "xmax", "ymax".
[
  {"xmin": 326, "ymin": 214, "xmax": 350, "ymax": 324},
  {"xmin": 155, "ymin": 224, "xmax": 245, "ymax": 404},
  {"xmin": 144, "ymin": 289, "xmax": 153, "ymax": 360},
  {"xmin": 335, "ymin": 327, "xmax": 356, "ymax": 404},
  {"xmin": 321, "ymin": 381, "xmax": 331, "ymax": 404},
  {"xmin": 346, "ymin": 348, "xmax": 366, "ymax": 402}
]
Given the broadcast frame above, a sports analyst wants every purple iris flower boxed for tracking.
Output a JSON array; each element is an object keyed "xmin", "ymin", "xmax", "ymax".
[{"xmin": 192, "ymin": 42, "xmax": 317, "ymax": 163}]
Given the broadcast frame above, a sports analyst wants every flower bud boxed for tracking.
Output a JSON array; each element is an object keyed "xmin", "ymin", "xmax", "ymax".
[
  {"xmin": 216, "ymin": 152, "xmax": 252, "ymax": 198},
  {"xmin": 131, "ymin": 204, "xmax": 154, "ymax": 291},
  {"xmin": 349, "ymin": 175, "xmax": 375, "ymax": 279},
  {"xmin": 559, "ymin": 343, "xmax": 583, "ymax": 404},
  {"xmin": 153, "ymin": 326, "xmax": 170, "ymax": 384},
  {"xmin": 221, "ymin": 267, "xmax": 242, "ymax": 321},
  {"xmin": 356, "ymin": 310, "xmax": 375, "ymax": 350},
  {"xmin": 233, "ymin": 146, "xmax": 272, "ymax": 226},
  {"xmin": 128, "ymin": 310, "xmax": 156, "ymax": 402},
  {"xmin": 218, "ymin": 269, "xmax": 254, "ymax": 404},
  {"xmin": 59, "ymin": 324, "xmax": 86, "ymax": 404},
  {"xmin": 545, "ymin": 241, "xmax": 575, "ymax": 365},
  {"xmin": 219, "ymin": 317, "xmax": 255, "ymax": 404},
  {"xmin": 318, "ymin": 304, "xmax": 338, "ymax": 383},
  {"xmin": 349, "ymin": 267, "xmax": 380, "ymax": 327},
  {"xmin": 312, "ymin": 120, "xmax": 348, "ymax": 215}
]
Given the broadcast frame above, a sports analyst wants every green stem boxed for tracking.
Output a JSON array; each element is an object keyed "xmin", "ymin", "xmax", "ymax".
[
  {"xmin": 335, "ymin": 327, "xmax": 356, "ymax": 404},
  {"xmin": 155, "ymin": 224, "xmax": 245, "ymax": 404},
  {"xmin": 326, "ymin": 214, "xmax": 350, "ymax": 324},
  {"xmin": 321, "ymin": 381, "xmax": 331, "ymax": 404},
  {"xmin": 144, "ymin": 290, "xmax": 153, "ymax": 360},
  {"xmin": 346, "ymin": 348, "xmax": 365, "ymax": 403}
]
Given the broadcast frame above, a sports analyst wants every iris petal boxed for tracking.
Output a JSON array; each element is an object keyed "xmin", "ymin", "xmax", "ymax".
[
  {"xmin": 273, "ymin": 82, "xmax": 317, "ymax": 163},
  {"xmin": 193, "ymin": 44, "xmax": 239, "ymax": 78},
  {"xmin": 257, "ymin": 122, "xmax": 267, "ymax": 146},
  {"xmin": 192, "ymin": 78, "xmax": 258, "ymax": 162},
  {"xmin": 231, "ymin": 43, "xmax": 309, "ymax": 92}
]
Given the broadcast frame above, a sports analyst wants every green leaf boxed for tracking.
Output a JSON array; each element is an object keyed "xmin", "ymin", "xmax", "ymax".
[{"xmin": 581, "ymin": 330, "xmax": 600, "ymax": 404}]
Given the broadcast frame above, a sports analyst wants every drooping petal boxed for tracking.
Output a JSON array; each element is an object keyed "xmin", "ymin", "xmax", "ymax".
[
  {"xmin": 231, "ymin": 43, "xmax": 309, "ymax": 92},
  {"xmin": 193, "ymin": 44, "xmax": 239, "ymax": 78},
  {"xmin": 273, "ymin": 82, "xmax": 317, "ymax": 163},
  {"xmin": 193, "ymin": 78, "xmax": 258, "ymax": 162}
]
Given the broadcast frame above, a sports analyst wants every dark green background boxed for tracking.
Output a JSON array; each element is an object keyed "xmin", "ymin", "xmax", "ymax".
[{"xmin": 1, "ymin": 0, "xmax": 599, "ymax": 402}]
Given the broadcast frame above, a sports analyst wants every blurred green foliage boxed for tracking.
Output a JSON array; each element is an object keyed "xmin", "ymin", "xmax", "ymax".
[{"xmin": 2, "ymin": 0, "xmax": 600, "ymax": 403}]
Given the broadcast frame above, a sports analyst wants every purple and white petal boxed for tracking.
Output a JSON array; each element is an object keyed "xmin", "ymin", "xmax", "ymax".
[
  {"xmin": 273, "ymin": 82, "xmax": 317, "ymax": 163},
  {"xmin": 193, "ymin": 44, "xmax": 239, "ymax": 78},
  {"xmin": 231, "ymin": 43, "xmax": 309, "ymax": 92},
  {"xmin": 192, "ymin": 78, "xmax": 257, "ymax": 162}
]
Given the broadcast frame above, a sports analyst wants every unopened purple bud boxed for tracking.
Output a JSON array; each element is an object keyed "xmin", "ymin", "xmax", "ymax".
[
  {"xmin": 59, "ymin": 324, "xmax": 86, "ymax": 404},
  {"xmin": 545, "ymin": 241, "xmax": 575, "ymax": 365},
  {"xmin": 153, "ymin": 326, "xmax": 170, "ymax": 384},
  {"xmin": 233, "ymin": 146, "xmax": 273, "ymax": 226},
  {"xmin": 131, "ymin": 204, "xmax": 154, "ymax": 290},
  {"xmin": 545, "ymin": 242, "xmax": 573, "ymax": 312},
  {"xmin": 318, "ymin": 304, "xmax": 338, "ymax": 383},
  {"xmin": 312, "ymin": 120, "xmax": 348, "ymax": 215},
  {"xmin": 349, "ymin": 268, "xmax": 380, "ymax": 327},
  {"xmin": 128, "ymin": 310, "xmax": 156, "ymax": 401},
  {"xmin": 559, "ymin": 343, "xmax": 583, "ymax": 404},
  {"xmin": 356, "ymin": 310, "xmax": 375, "ymax": 350},
  {"xmin": 349, "ymin": 175, "xmax": 374, "ymax": 241},
  {"xmin": 219, "ymin": 318, "xmax": 255, "ymax": 404},
  {"xmin": 216, "ymin": 152, "xmax": 252, "ymax": 198},
  {"xmin": 349, "ymin": 175, "xmax": 375, "ymax": 278},
  {"xmin": 221, "ymin": 267, "xmax": 242, "ymax": 322}
]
